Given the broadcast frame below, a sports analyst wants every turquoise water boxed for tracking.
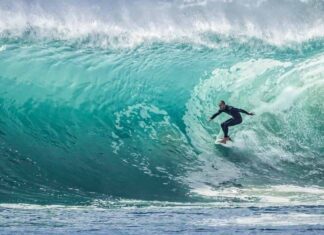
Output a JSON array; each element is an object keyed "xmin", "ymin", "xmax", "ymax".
[{"xmin": 0, "ymin": 0, "xmax": 324, "ymax": 233}]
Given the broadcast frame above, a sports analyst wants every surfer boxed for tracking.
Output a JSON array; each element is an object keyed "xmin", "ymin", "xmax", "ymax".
[{"xmin": 209, "ymin": 100, "xmax": 254, "ymax": 144}]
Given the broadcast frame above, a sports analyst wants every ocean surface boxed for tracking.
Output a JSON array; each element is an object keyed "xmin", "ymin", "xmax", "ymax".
[{"xmin": 0, "ymin": 0, "xmax": 324, "ymax": 234}]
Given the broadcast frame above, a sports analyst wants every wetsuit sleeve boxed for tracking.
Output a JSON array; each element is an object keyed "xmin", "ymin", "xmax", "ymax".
[
  {"xmin": 238, "ymin": 108, "xmax": 250, "ymax": 115},
  {"xmin": 210, "ymin": 110, "xmax": 222, "ymax": 120}
]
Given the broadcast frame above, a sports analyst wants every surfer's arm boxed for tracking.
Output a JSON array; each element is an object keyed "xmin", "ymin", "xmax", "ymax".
[
  {"xmin": 238, "ymin": 108, "xmax": 254, "ymax": 115},
  {"xmin": 209, "ymin": 110, "xmax": 222, "ymax": 120}
]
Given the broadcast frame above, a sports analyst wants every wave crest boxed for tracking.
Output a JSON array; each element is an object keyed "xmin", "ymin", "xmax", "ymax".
[{"xmin": 0, "ymin": 0, "xmax": 324, "ymax": 48}]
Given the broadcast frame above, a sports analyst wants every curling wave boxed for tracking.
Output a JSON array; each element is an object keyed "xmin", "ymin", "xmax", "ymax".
[{"xmin": 0, "ymin": 0, "xmax": 323, "ymax": 204}]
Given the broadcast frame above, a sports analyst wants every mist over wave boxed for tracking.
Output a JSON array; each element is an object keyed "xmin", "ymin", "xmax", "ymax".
[
  {"xmin": 0, "ymin": 0, "xmax": 324, "ymax": 47},
  {"xmin": 0, "ymin": 0, "xmax": 323, "ymax": 204}
]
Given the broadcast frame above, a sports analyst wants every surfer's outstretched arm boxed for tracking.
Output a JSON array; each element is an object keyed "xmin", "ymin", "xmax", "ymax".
[
  {"xmin": 209, "ymin": 110, "xmax": 222, "ymax": 121},
  {"xmin": 238, "ymin": 108, "xmax": 254, "ymax": 115}
]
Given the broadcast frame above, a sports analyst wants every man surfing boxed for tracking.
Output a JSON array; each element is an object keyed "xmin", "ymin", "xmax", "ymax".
[{"xmin": 209, "ymin": 100, "xmax": 254, "ymax": 144}]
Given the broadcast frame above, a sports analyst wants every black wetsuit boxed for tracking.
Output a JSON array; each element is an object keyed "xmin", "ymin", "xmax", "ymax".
[{"xmin": 210, "ymin": 105, "xmax": 250, "ymax": 138}]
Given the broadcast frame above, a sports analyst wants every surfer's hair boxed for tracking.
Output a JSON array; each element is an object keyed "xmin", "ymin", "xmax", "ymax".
[{"xmin": 220, "ymin": 100, "xmax": 225, "ymax": 105}]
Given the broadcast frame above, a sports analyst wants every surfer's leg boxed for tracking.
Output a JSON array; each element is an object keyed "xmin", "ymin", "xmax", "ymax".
[
  {"xmin": 229, "ymin": 118, "xmax": 242, "ymax": 126},
  {"xmin": 221, "ymin": 118, "xmax": 233, "ymax": 137},
  {"xmin": 221, "ymin": 118, "xmax": 242, "ymax": 138}
]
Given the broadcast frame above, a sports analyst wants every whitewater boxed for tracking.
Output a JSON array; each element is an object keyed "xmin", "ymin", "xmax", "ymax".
[{"xmin": 0, "ymin": 0, "xmax": 324, "ymax": 234}]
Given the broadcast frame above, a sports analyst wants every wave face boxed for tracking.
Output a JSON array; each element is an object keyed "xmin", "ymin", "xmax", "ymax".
[{"xmin": 0, "ymin": 0, "xmax": 323, "ymax": 204}]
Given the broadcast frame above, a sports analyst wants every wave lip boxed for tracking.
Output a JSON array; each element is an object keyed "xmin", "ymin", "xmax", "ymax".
[{"xmin": 0, "ymin": 0, "xmax": 324, "ymax": 47}]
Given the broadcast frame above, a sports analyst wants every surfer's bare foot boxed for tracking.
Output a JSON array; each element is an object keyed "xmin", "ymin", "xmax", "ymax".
[{"xmin": 219, "ymin": 137, "xmax": 229, "ymax": 144}]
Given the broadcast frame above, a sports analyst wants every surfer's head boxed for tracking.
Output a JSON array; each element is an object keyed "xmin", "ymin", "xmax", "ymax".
[{"xmin": 219, "ymin": 100, "xmax": 226, "ymax": 110}]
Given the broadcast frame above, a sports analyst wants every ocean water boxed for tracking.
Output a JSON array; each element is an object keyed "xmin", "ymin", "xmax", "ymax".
[{"xmin": 0, "ymin": 0, "xmax": 324, "ymax": 234}]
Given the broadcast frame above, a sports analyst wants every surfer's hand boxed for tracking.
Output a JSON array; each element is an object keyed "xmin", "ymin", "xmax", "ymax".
[
  {"xmin": 249, "ymin": 112, "xmax": 255, "ymax": 116},
  {"xmin": 208, "ymin": 118, "xmax": 212, "ymax": 122}
]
